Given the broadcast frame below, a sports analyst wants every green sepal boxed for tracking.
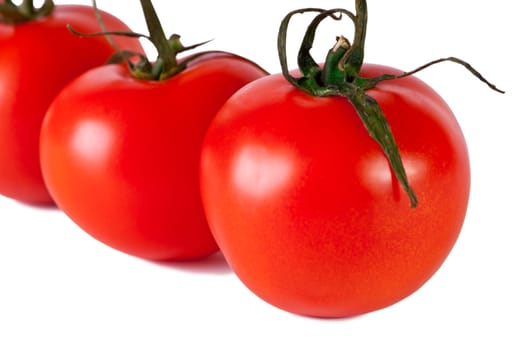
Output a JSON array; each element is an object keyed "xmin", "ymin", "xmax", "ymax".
[
  {"xmin": 346, "ymin": 86, "xmax": 418, "ymax": 207},
  {"xmin": 0, "ymin": 0, "xmax": 54, "ymax": 24}
]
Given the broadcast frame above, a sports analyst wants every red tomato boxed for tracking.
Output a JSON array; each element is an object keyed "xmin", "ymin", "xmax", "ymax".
[
  {"xmin": 40, "ymin": 52, "xmax": 267, "ymax": 261},
  {"xmin": 200, "ymin": 64, "xmax": 470, "ymax": 317},
  {"xmin": 0, "ymin": 5, "xmax": 142, "ymax": 205}
]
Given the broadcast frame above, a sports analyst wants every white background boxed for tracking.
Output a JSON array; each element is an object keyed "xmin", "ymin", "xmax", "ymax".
[{"xmin": 1, "ymin": 0, "xmax": 525, "ymax": 349}]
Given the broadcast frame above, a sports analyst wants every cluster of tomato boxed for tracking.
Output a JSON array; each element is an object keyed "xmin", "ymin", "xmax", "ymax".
[{"xmin": 0, "ymin": 0, "xmax": 479, "ymax": 318}]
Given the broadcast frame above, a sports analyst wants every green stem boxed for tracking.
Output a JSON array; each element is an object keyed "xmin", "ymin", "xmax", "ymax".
[
  {"xmin": 139, "ymin": 0, "xmax": 178, "ymax": 75},
  {"xmin": 91, "ymin": 0, "xmax": 120, "ymax": 53},
  {"xmin": 343, "ymin": 0, "xmax": 367, "ymax": 77},
  {"xmin": 322, "ymin": 36, "xmax": 351, "ymax": 87},
  {"xmin": 20, "ymin": 0, "xmax": 34, "ymax": 17}
]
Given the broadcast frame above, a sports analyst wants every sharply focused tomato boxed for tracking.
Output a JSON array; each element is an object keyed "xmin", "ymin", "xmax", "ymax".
[
  {"xmin": 200, "ymin": 64, "xmax": 470, "ymax": 317},
  {"xmin": 40, "ymin": 52, "xmax": 267, "ymax": 261},
  {"xmin": 0, "ymin": 4, "xmax": 142, "ymax": 205}
]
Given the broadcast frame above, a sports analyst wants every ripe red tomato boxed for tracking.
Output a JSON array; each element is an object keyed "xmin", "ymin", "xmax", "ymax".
[
  {"xmin": 0, "ymin": 5, "xmax": 142, "ymax": 205},
  {"xmin": 200, "ymin": 63, "xmax": 470, "ymax": 317},
  {"xmin": 40, "ymin": 52, "xmax": 267, "ymax": 261}
]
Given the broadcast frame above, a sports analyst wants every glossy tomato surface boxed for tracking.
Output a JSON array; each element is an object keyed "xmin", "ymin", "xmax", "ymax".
[
  {"xmin": 40, "ymin": 52, "xmax": 267, "ymax": 261},
  {"xmin": 0, "ymin": 5, "xmax": 142, "ymax": 205},
  {"xmin": 200, "ymin": 64, "xmax": 470, "ymax": 317}
]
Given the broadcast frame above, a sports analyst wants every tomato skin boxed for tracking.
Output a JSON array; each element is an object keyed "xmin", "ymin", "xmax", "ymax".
[
  {"xmin": 40, "ymin": 53, "xmax": 267, "ymax": 261},
  {"xmin": 0, "ymin": 5, "xmax": 143, "ymax": 205},
  {"xmin": 200, "ymin": 64, "xmax": 470, "ymax": 317}
]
